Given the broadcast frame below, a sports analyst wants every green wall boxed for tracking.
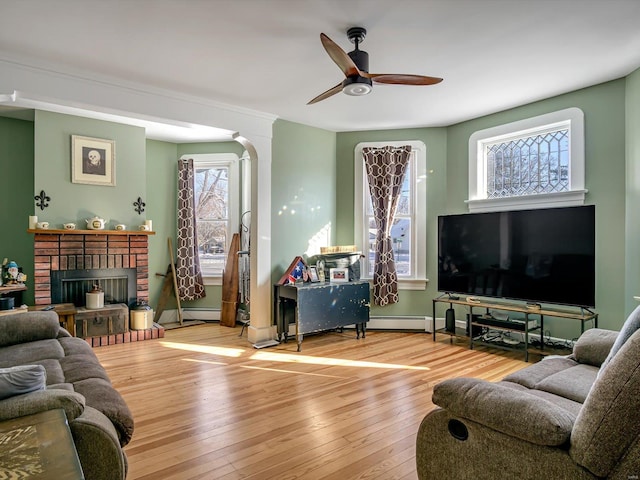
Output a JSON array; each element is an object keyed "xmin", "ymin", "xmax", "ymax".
[
  {"xmin": 446, "ymin": 80, "xmax": 626, "ymax": 335},
  {"xmin": 625, "ymin": 67, "xmax": 640, "ymax": 315},
  {"xmin": 145, "ymin": 139, "xmax": 178, "ymax": 309},
  {"xmin": 0, "ymin": 116, "xmax": 34, "ymax": 303},
  {"xmin": 271, "ymin": 119, "xmax": 337, "ymax": 282},
  {"xmin": 34, "ymin": 111, "xmax": 147, "ymax": 228}
]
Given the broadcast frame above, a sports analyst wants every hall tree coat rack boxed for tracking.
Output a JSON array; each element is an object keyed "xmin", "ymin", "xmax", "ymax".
[{"xmin": 154, "ymin": 238, "xmax": 184, "ymax": 325}]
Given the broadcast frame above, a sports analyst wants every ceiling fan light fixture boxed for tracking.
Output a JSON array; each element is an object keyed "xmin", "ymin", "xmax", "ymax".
[{"xmin": 342, "ymin": 77, "xmax": 373, "ymax": 96}]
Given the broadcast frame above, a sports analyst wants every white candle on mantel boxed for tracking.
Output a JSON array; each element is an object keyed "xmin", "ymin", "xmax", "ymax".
[
  {"xmin": 29, "ymin": 215, "xmax": 38, "ymax": 229},
  {"xmin": 144, "ymin": 220, "xmax": 152, "ymax": 231}
]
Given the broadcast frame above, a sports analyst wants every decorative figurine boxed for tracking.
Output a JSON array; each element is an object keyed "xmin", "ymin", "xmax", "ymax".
[{"xmin": 4, "ymin": 261, "xmax": 20, "ymax": 284}]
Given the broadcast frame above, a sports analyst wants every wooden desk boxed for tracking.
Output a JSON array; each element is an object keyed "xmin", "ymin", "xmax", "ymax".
[
  {"xmin": 0, "ymin": 408, "xmax": 84, "ymax": 479},
  {"xmin": 29, "ymin": 303, "xmax": 78, "ymax": 336},
  {"xmin": 274, "ymin": 280, "xmax": 370, "ymax": 351}
]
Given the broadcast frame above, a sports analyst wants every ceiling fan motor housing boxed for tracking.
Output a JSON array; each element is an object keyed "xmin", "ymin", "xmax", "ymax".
[
  {"xmin": 342, "ymin": 76, "xmax": 373, "ymax": 96},
  {"xmin": 342, "ymin": 48, "xmax": 372, "ymax": 96}
]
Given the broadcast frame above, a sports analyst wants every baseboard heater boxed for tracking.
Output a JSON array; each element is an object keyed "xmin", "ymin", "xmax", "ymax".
[{"xmin": 368, "ymin": 315, "xmax": 437, "ymax": 332}]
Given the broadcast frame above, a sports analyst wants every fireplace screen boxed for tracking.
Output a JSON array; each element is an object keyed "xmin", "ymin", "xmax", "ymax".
[{"xmin": 51, "ymin": 268, "xmax": 137, "ymax": 307}]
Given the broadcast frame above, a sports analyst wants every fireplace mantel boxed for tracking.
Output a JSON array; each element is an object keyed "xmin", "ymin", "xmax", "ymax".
[{"xmin": 28, "ymin": 229, "xmax": 155, "ymax": 236}]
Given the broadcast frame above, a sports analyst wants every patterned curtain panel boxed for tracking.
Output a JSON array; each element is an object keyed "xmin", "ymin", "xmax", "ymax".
[
  {"xmin": 363, "ymin": 145, "xmax": 412, "ymax": 306},
  {"xmin": 176, "ymin": 159, "xmax": 206, "ymax": 301}
]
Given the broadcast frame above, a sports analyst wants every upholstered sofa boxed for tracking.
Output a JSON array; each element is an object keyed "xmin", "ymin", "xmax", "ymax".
[
  {"xmin": 0, "ymin": 310, "xmax": 133, "ymax": 480},
  {"xmin": 417, "ymin": 309, "xmax": 640, "ymax": 479}
]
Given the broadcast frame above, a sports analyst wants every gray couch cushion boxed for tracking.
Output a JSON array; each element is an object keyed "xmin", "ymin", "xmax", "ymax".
[
  {"xmin": 534, "ymin": 364, "xmax": 598, "ymax": 404},
  {"xmin": 599, "ymin": 305, "xmax": 640, "ymax": 374},
  {"xmin": 572, "ymin": 328, "xmax": 618, "ymax": 367},
  {"xmin": 497, "ymin": 381, "xmax": 584, "ymax": 417},
  {"xmin": 58, "ymin": 336, "xmax": 96, "ymax": 356},
  {"xmin": 0, "ymin": 311, "xmax": 60, "ymax": 347},
  {"xmin": 433, "ymin": 377, "xmax": 575, "ymax": 446},
  {"xmin": 73, "ymin": 378, "xmax": 134, "ymax": 446},
  {"xmin": 60, "ymin": 354, "xmax": 112, "ymax": 384},
  {"xmin": 502, "ymin": 356, "xmax": 578, "ymax": 389},
  {"xmin": 570, "ymin": 328, "xmax": 640, "ymax": 477},
  {"xmin": 0, "ymin": 389, "xmax": 85, "ymax": 422},
  {"xmin": 0, "ymin": 338, "xmax": 65, "ymax": 367},
  {"xmin": 0, "ymin": 364, "xmax": 46, "ymax": 400},
  {"xmin": 33, "ymin": 358, "xmax": 66, "ymax": 385}
]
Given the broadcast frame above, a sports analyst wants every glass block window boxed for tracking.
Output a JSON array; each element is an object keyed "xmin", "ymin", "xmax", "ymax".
[{"xmin": 485, "ymin": 128, "xmax": 569, "ymax": 198}]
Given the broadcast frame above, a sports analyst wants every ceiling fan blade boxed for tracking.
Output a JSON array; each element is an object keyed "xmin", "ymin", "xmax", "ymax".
[
  {"xmin": 307, "ymin": 83, "xmax": 343, "ymax": 105},
  {"xmin": 367, "ymin": 73, "xmax": 443, "ymax": 85},
  {"xmin": 320, "ymin": 33, "xmax": 360, "ymax": 78}
]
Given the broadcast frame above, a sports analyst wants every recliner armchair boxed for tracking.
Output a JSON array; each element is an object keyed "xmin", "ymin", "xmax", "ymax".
[{"xmin": 416, "ymin": 318, "xmax": 640, "ymax": 479}]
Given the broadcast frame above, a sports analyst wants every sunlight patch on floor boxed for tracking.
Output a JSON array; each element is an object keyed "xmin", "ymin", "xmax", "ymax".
[
  {"xmin": 182, "ymin": 358, "xmax": 230, "ymax": 366},
  {"xmin": 160, "ymin": 341, "xmax": 245, "ymax": 357},
  {"xmin": 240, "ymin": 364, "xmax": 346, "ymax": 378},
  {"xmin": 251, "ymin": 351, "xmax": 431, "ymax": 370},
  {"xmin": 159, "ymin": 340, "xmax": 430, "ymax": 371}
]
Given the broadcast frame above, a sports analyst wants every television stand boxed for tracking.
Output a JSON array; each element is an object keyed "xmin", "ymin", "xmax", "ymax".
[{"xmin": 432, "ymin": 294, "xmax": 598, "ymax": 361}]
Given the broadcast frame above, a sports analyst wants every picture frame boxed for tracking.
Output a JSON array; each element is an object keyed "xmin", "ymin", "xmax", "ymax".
[
  {"xmin": 329, "ymin": 267, "xmax": 349, "ymax": 283},
  {"xmin": 71, "ymin": 135, "xmax": 116, "ymax": 186},
  {"xmin": 308, "ymin": 266, "xmax": 320, "ymax": 283}
]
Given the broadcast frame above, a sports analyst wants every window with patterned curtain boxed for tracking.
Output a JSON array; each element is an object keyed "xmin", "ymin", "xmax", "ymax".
[
  {"xmin": 355, "ymin": 140, "xmax": 428, "ymax": 293},
  {"xmin": 176, "ymin": 158, "xmax": 206, "ymax": 301}
]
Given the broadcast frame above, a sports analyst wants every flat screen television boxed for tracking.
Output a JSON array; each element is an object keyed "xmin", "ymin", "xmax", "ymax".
[{"xmin": 437, "ymin": 205, "xmax": 595, "ymax": 307}]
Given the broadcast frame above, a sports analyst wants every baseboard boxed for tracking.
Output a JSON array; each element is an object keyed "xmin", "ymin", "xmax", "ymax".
[
  {"xmin": 157, "ymin": 308, "xmax": 220, "ymax": 325},
  {"xmin": 368, "ymin": 316, "xmax": 445, "ymax": 332},
  {"xmin": 182, "ymin": 308, "xmax": 220, "ymax": 321}
]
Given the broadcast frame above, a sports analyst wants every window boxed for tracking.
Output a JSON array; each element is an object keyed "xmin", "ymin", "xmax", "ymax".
[
  {"xmin": 468, "ymin": 107, "xmax": 585, "ymax": 212},
  {"xmin": 183, "ymin": 153, "xmax": 239, "ymax": 282},
  {"xmin": 354, "ymin": 141, "xmax": 427, "ymax": 290}
]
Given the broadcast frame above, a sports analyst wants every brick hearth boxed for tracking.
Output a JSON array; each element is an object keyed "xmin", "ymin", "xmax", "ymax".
[
  {"xmin": 32, "ymin": 231, "xmax": 150, "ymax": 306},
  {"xmin": 86, "ymin": 323, "xmax": 165, "ymax": 348}
]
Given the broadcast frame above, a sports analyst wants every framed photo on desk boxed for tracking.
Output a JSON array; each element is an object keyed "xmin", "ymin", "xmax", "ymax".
[
  {"xmin": 308, "ymin": 266, "xmax": 320, "ymax": 282},
  {"xmin": 329, "ymin": 267, "xmax": 349, "ymax": 283}
]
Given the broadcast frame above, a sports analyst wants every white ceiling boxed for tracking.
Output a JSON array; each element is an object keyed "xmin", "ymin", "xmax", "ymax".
[{"xmin": 1, "ymin": 0, "xmax": 640, "ymax": 141}]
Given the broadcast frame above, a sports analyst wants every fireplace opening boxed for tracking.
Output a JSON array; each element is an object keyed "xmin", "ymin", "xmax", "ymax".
[{"xmin": 51, "ymin": 268, "xmax": 137, "ymax": 307}]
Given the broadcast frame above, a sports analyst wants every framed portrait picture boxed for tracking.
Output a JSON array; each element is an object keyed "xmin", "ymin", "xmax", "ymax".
[
  {"xmin": 308, "ymin": 266, "xmax": 320, "ymax": 283},
  {"xmin": 71, "ymin": 135, "xmax": 116, "ymax": 186},
  {"xmin": 329, "ymin": 267, "xmax": 349, "ymax": 283}
]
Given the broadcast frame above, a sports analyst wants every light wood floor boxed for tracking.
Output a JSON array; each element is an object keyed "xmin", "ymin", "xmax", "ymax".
[{"xmin": 95, "ymin": 324, "xmax": 528, "ymax": 480}]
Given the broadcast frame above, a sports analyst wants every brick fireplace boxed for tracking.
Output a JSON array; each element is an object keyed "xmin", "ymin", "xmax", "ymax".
[{"xmin": 32, "ymin": 231, "xmax": 150, "ymax": 306}]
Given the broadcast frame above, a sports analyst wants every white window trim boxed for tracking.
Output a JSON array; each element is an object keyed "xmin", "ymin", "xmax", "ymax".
[
  {"xmin": 354, "ymin": 140, "xmax": 427, "ymax": 290},
  {"xmin": 467, "ymin": 107, "xmax": 586, "ymax": 212},
  {"xmin": 181, "ymin": 153, "xmax": 240, "ymax": 286}
]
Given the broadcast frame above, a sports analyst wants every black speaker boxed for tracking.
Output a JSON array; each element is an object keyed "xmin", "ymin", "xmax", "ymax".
[
  {"xmin": 445, "ymin": 308, "xmax": 455, "ymax": 333},
  {"xmin": 466, "ymin": 314, "xmax": 484, "ymax": 337}
]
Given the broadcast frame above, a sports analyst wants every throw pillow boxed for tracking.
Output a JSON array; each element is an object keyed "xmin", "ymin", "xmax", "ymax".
[
  {"xmin": 599, "ymin": 304, "xmax": 640, "ymax": 375},
  {"xmin": 0, "ymin": 364, "xmax": 47, "ymax": 400}
]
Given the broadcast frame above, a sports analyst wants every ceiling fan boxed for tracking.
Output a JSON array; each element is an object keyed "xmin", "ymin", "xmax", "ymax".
[{"xmin": 308, "ymin": 26, "xmax": 443, "ymax": 105}]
